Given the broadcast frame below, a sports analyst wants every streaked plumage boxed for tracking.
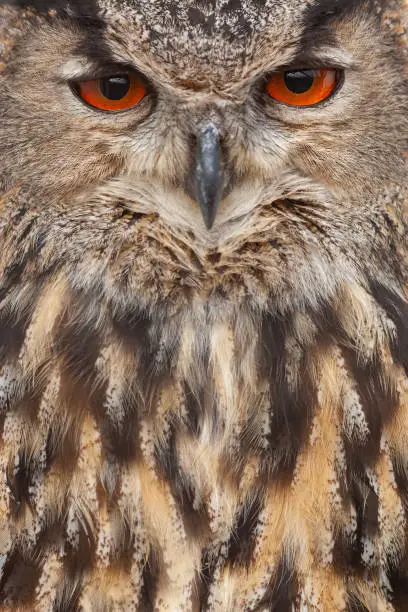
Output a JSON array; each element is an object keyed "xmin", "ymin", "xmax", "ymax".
[{"xmin": 0, "ymin": 0, "xmax": 407, "ymax": 609}]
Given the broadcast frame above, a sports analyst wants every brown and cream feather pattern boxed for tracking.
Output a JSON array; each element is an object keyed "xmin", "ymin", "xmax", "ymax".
[
  {"xmin": 0, "ymin": 0, "xmax": 408, "ymax": 610},
  {"xmin": 0, "ymin": 184, "xmax": 407, "ymax": 610}
]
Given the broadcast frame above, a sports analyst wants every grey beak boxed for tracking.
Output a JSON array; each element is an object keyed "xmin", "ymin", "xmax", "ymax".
[{"xmin": 195, "ymin": 123, "xmax": 224, "ymax": 230}]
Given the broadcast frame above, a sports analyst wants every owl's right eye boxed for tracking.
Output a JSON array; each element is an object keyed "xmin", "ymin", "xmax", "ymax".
[{"xmin": 74, "ymin": 73, "xmax": 147, "ymax": 111}]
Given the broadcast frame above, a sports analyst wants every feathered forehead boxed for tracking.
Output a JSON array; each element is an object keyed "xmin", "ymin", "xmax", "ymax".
[
  {"xmin": 96, "ymin": 0, "xmax": 304, "ymax": 61},
  {"xmin": 87, "ymin": 0, "xmax": 386, "ymax": 83},
  {"xmin": 93, "ymin": 0, "xmax": 374, "ymax": 30},
  {"xmin": 78, "ymin": 0, "xmax": 373, "ymax": 78},
  {"xmin": 8, "ymin": 0, "xmax": 395, "ymax": 29},
  {"xmin": 100, "ymin": 0, "xmax": 284, "ymax": 37},
  {"xmin": 7, "ymin": 0, "xmax": 397, "ymax": 79},
  {"xmin": 10, "ymin": 0, "xmax": 384, "ymax": 54}
]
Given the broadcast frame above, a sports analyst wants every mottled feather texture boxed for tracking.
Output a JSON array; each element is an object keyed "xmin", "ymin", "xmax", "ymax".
[{"xmin": 0, "ymin": 0, "xmax": 408, "ymax": 610}]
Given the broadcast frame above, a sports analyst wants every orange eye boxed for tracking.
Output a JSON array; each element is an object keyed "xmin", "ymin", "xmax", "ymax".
[
  {"xmin": 76, "ymin": 73, "xmax": 147, "ymax": 111},
  {"xmin": 266, "ymin": 69, "xmax": 338, "ymax": 107}
]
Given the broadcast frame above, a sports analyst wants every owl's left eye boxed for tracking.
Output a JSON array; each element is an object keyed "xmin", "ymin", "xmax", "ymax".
[
  {"xmin": 74, "ymin": 73, "xmax": 147, "ymax": 111},
  {"xmin": 266, "ymin": 68, "xmax": 339, "ymax": 107}
]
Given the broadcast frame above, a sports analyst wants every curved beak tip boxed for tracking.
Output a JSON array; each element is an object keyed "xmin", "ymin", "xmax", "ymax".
[{"xmin": 203, "ymin": 209, "xmax": 217, "ymax": 231}]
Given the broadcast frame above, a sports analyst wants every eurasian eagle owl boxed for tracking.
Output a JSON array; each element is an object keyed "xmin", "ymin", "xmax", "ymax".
[{"xmin": 0, "ymin": 0, "xmax": 407, "ymax": 610}]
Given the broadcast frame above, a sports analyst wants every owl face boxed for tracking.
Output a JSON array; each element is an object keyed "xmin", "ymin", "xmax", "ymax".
[{"xmin": 0, "ymin": 0, "xmax": 407, "ymax": 313}]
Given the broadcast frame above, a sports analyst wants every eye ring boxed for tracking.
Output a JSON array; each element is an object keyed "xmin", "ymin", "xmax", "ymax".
[
  {"xmin": 72, "ymin": 72, "xmax": 148, "ymax": 112},
  {"xmin": 265, "ymin": 68, "xmax": 341, "ymax": 107}
]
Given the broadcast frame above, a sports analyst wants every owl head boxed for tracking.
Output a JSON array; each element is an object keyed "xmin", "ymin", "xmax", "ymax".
[{"xmin": 0, "ymin": 0, "xmax": 407, "ymax": 317}]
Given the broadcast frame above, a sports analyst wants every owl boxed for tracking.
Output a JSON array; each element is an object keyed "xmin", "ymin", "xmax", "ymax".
[{"xmin": 0, "ymin": 0, "xmax": 407, "ymax": 610}]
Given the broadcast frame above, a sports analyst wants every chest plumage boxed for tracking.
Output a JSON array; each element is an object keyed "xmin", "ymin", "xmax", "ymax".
[{"xmin": 0, "ymin": 193, "xmax": 407, "ymax": 610}]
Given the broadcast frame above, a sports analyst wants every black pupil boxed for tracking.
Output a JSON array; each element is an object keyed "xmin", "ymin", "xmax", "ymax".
[
  {"xmin": 100, "ymin": 76, "xmax": 131, "ymax": 100},
  {"xmin": 284, "ymin": 70, "xmax": 314, "ymax": 94}
]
